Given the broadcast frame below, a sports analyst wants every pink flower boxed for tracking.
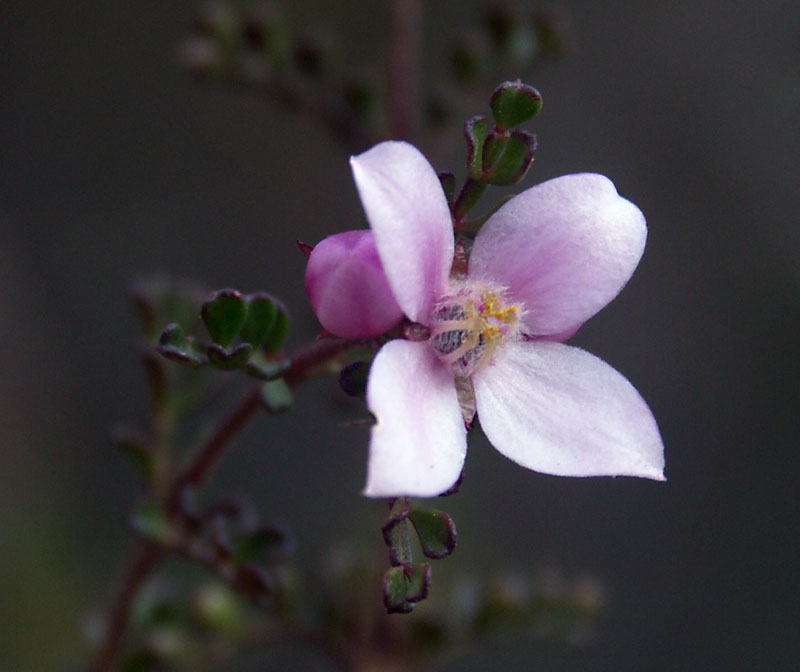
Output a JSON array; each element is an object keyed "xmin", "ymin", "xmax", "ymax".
[
  {"xmin": 350, "ymin": 141, "xmax": 664, "ymax": 497},
  {"xmin": 305, "ymin": 230, "xmax": 403, "ymax": 338}
]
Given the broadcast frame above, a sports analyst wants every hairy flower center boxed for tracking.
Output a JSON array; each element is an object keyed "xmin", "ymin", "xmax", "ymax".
[{"xmin": 429, "ymin": 282, "xmax": 520, "ymax": 376}]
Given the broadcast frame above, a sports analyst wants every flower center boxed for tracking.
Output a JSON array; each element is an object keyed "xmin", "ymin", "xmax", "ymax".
[{"xmin": 429, "ymin": 281, "xmax": 521, "ymax": 376}]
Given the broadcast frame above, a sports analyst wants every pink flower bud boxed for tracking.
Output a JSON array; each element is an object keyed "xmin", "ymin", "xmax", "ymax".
[{"xmin": 305, "ymin": 230, "xmax": 403, "ymax": 338}]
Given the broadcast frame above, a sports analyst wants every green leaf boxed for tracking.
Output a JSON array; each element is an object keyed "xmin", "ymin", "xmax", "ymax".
[
  {"xmin": 156, "ymin": 323, "xmax": 205, "ymax": 367},
  {"xmin": 206, "ymin": 342, "xmax": 253, "ymax": 370},
  {"xmin": 160, "ymin": 322, "xmax": 185, "ymax": 348},
  {"xmin": 260, "ymin": 378, "xmax": 292, "ymax": 412},
  {"xmin": 490, "ymin": 80, "xmax": 542, "ymax": 132},
  {"xmin": 481, "ymin": 130, "xmax": 508, "ymax": 173},
  {"xmin": 464, "ymin": 115, "xmax": 489, "ymax": 180},
  {"xmin": 383, "ymin": 567, "xmax": 413, "ymax": 614},
  {"xmin": 404, "ymin": 563, "xmax": 432, "ymax": 603},
  {"xmin": 202, "ymin": 289, "xmax": 247, "ymax": 347},
  {"xmin": 484, "ymin": 129, "xmax": 537, "ymax": 186},
  {"xmin": 382, "ymin": 498, "xmax": 412, "ymax": 566},
  {"xmin": 408, "ymin": 507, "xmax": 457, "ymax": 559},
  {"xmin": 131, "ymin": 502, "xmax": 171, "ymax": 544},
  {"xmin": 240, "ymin": 294, "xmax": 278, "ymax": 347},
  {"xmin": 262, "ymin": 301, "xmax": 290, "ymax": 353}
]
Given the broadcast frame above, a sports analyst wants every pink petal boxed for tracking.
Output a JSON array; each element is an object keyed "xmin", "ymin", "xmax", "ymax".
[
  {"xmin": 365, "ymin": 339, "xmax": 466, "ymax": 497},
  {"xmin": 469, "ymin": 174, "xmax": 646, "ymax": 337},
  {"xmin": 305, "ymin": 230, "xmax": 403, "ymax": 338},
  {"xmin": 472, "ymin": 340, "xmax": 664, "ymax": 479},
  {"xmin": 350, "ymin": 141, "xmax": 454, "ymax": 325}
]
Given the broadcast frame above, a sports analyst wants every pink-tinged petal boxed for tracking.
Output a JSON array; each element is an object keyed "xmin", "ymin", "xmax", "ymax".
[
  {"xmin": 365, "ymin": 339, "xmax": 466, "ymax": 497},
  {"xmin": 350, "ymin": 141, "xmax": 454, "ymax": 325},
  {"xmin": 469, "ymin": 174, "xmax": 646, "ymax": 337},
  {"xmin": 532, "ymin": 323, "xmax": 583, "ymax": 343},
  {"xmin": 472, "ymin": 340, "xmax": 664, "ymax": 479},
  {"xmin": 305, "ymin": 230, "xmax": 403, "ymax": 338}
]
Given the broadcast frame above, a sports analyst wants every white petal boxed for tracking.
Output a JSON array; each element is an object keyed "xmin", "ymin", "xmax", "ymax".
[
  {"xmin": 350, "ymin": 141, "xmax": 454, "ymax": 324},
  {"xmin": 365, "ymin": 339, "xmax": 467, "ymax": 497},
  {"xmin": 472, "ymin": 340, "xmax": 664, "ymax": 479},
  {"xmin": 470, "ymin": 174, "xmax": 646, "ymax": 336}
]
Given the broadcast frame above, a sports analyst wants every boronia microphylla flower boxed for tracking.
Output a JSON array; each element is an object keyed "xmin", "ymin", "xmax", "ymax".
[{"xmin": 344, "ymin": 141, "xmax": 664, "ymax": 497}]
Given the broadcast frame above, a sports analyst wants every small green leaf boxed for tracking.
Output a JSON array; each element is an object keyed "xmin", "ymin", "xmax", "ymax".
[
  {"xmin": 262, "ymin": 302, "xmax": 290, "ymax": 353},
  {"xmin": 408, "ymin": 507, "xmax": 457, "ymax": 559},
  {"xmin": 240, "ymin": 294, "xmax": 278, "ymax": 347},
  {"xmin": 464, "ymin": 115, "xmax": 489, "ymax": 180},
  {"xmin": 160, "ymin": 322, "xmax": 186, "ymax": 348},
  {"xmin": 131, "ymin": 502, "xmax": 171, "ymax": 544},
  {"xmin": 490, "ymin": 80, "xmax": 542, "ymax": 131},
  {"xmin": 481, "ymin": 130, "xmax": 509, "ymax": 173},
  {"xmin": 156, "ymin": 325, "xmax": 205, "ymax": 366},
  {"xmin": 202, "ymin": 289, "xmax": 247, "ymax": 347},
  {"xmin": 382, "ymin": 499, "xmax": 413, "ymax": 567},
  {"xmin": 484, "ymin": 129, "xmax": 537, "ymax": 186},
  {"xmin": 404, "ymin": 563, "xmax": 432, "ymax": 603},
  {"xmin": 206, "ymin": 343, "xmax": 253, "ymax": 370},
  {"xmin": 260, "ymin": 378, "xmax": 292, "ymax": 412},
  {"xmin": 383, "ymin": 567, "xmax": 413, "ymax": 614}
]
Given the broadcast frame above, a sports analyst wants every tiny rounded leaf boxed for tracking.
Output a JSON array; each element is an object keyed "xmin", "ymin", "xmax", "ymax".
[
  {"xmin": 464, "ymin": 115, "xmax": 489, "ymax": 180},
  {"xmin": 490, "ymin": 80, "xmax": 543, "ymax": 132},
  {"xmin": 408, "ymin": 507, "xmax": 457, "ymax": 559},
  {"xmin": 485, "ymin": 129, "xmax": 537, "ymax": 186},
  {"xmin": 262, "ymin": 303, "xmax": 290, "ymax": 353},
  {"xmin": 240, "ymin": 294, "xmax": 278, "ymax": 347},
  {"xmin": 383, "ymin": 567, "xmax": 413, "ymax": 614},
  {"xmin": 202, "ymin": 290, "xmax": 247, "ymax": 347},
  {"xmin": 404, "ymin": 563, "xmax": 432, "ymax": 603},
  {"xmin": 260, "ymin": 378, "xmax": 293, "ymax": 412}
]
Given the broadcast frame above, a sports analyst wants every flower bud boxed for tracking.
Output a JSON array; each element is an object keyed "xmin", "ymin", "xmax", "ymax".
[{"xmin": 304, "ymin": 230, "xmax": 403, "ymax": 338}]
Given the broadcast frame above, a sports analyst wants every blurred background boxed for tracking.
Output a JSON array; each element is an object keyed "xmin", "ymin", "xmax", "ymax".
[{"xmin": 2, "ymin": 0, "xmax": 799, "ymax": 669}]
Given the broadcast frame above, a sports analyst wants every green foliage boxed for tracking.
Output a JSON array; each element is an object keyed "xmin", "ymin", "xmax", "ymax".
[
  {"xmin": 260, "ymin": 378, "xmax": 292, "ymax": 413},
  {"xmin": 202, "ymin": 290, "xmax": 248, "ymax": 348},
  {"xmin": 484, "ymin": 129, "xmax": 537, "ymax": 186},
  {"xmin": 408, "ymin": 507, "xmax": 457, "ymax": 559},
  {"xmin": 465, "ymin": 115, "xmax": 489, "ymax": 180},
  {"xmin": 490, "ymin": 80, "xmax": 543, "ymax": 132}
]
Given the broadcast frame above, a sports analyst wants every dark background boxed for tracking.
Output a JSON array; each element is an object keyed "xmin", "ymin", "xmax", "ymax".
[{"xmin": 2, "ymin": 1, "xmax": 799, "ymax": 669}]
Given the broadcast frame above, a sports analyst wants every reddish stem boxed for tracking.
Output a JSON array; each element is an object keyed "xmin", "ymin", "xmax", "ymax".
[
  {"xmin": 88, "ymin": 543, "xmax": 163, "ymax": 672},
  {"xmin": 91, "ymin": 336, "xmax": 362, "ymax": 670}
]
